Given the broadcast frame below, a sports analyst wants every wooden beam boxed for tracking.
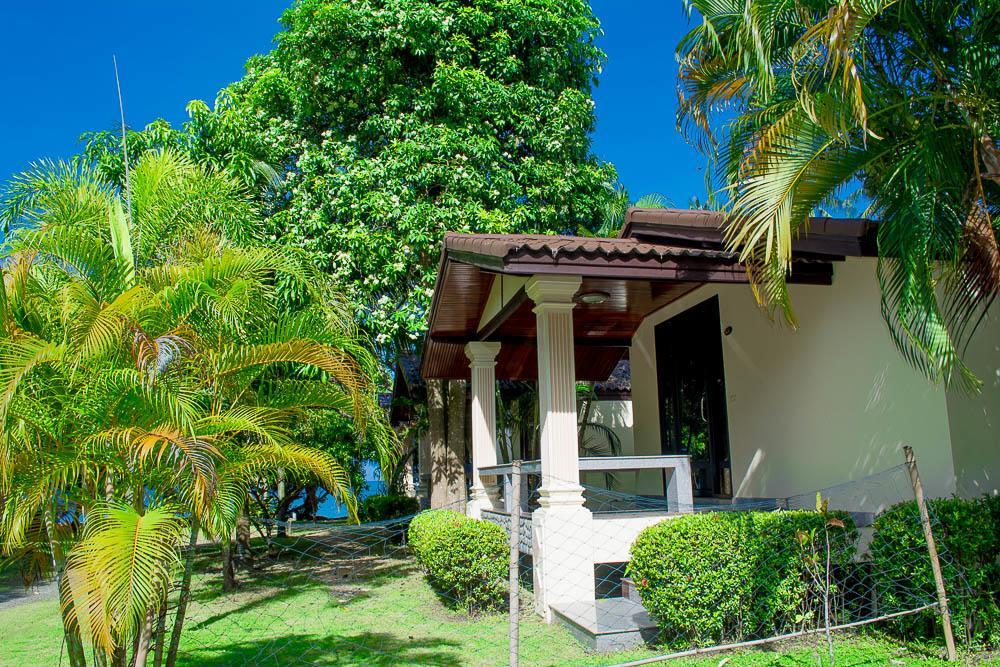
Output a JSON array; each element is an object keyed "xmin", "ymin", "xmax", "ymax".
[
  {"xmin": 430, "ymin": 334, "xmax": 633, "ymax": 348},
  {"xmin": 477, "ymin": 287, "xmax": 528, "ymax": 341}
]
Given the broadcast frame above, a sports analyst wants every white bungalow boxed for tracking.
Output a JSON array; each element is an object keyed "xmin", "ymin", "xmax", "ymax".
[{"xmin": 415, "ymin": 208, "xmax": 999, "ymax": 646}]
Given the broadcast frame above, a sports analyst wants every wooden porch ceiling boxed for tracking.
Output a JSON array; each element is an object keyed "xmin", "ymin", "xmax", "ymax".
[
  {"xmin": 420, "ymin": 260, "xmax": 834, "ymax": 381},
  {"xmin": 422, "ymin": 273, "xmax": 706, "ymax": 381},
  {"xmin": 421, "ymin": 261, "xmax": 836, "ymax": 382},
  {"xmin": 479, "ymin": 279, "xmax": 702, "ymax": 380}
]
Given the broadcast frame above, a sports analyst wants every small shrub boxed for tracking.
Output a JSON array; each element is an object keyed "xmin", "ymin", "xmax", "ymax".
[
  {"xmin": 627, "ymin": 510, "xmax": 857, "ymax": 647},
  {"xmin": 870, "ymin": 496, "xmax": 1000, "ymax": 647},
  {"xmin": 407, "ymin": 509, "xmax": 507, "ymax": 613},
  {"xmin": 358, "ymin": 494, "xmax": 420, "ymax": 523}
]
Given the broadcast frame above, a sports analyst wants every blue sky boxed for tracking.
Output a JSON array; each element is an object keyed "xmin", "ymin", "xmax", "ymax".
[{"xmin": 0, "ymin": 1, "xmax": 707, "ymax": 204}]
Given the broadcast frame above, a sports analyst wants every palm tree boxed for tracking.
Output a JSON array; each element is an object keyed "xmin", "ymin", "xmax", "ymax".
[
  {"xmin": 678, "ymin": 0, "xmax": 1000, "ymax": 389},
  {"xmin": 0, "ymin": 150, "xmax": 394, "ymax": 666},
  {"xmin": 587, "ymin": 182, "xmax": 673, "ymax": 238}
]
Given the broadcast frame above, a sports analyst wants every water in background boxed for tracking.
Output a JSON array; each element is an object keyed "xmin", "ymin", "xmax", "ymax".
[{"xmin": 317, "ymin": 460, "xmax": 387, "ymax": 519}]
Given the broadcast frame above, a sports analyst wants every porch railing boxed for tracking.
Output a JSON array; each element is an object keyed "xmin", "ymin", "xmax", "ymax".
[{"xmin": 478, "ymin": 454, "xmax": 694, "ymax": 516}]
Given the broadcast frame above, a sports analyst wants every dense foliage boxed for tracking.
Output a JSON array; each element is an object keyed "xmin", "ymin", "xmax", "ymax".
[
  {"xmin": 359, "ymin": 493, "xmax": 420, "ymax": 522},
  {"xmin": 628, "ymin": 510, "xmax": 857, "ymax": 647},
  {"xmin": 678, "ymin": 0, "xmax": 1000, "ymax": 388},
  {"xmin": 0, "ymin": 150, "xmax": 393, "ymax": 666},
  {"xmin": 870, "ymin": 496, "xmax": 1000, "ymax": 647},
  {"xmin": 268, "ymin": 409, "xmax": 382, "ymax": 523},
  {"xmin": 84, "ymin": 0, "xmax": 616, "ymax": 354},
  {"xmin": 408, "ymin": 509, "xmax": 506, "ymax": 612}
]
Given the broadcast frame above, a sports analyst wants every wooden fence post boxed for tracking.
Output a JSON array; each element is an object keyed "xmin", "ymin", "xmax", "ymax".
[
  {"xmin": 903, "ymin": 445, "xmax": 958, "ymax": 661},
  {"xmin": 509, "ymin": 460, "xmax": 521, "ymax": 667}
]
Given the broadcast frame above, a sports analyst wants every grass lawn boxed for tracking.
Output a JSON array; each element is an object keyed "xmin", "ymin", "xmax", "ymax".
[{"xmin": 0, "ymin": 538, "xmax": 993, "ymax": 667}]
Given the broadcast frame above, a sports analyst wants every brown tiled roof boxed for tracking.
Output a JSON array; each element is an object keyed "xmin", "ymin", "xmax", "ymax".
[
  {"xmin": 620, "ymin": 208, "xmax": 878, "ymax": 256},
  {"xmin": 619, "ymin": 208, "xmax": 726, "ymax": 237},
  {"xmin": 420, "ymin": 209, "xmax": 871, "ymax": 380},
  {"xmin": 444, "ymin": 233, "xmax": 735, "ymax": 262},
  {"xmin": 593, "ymin": 358, "xmax": 631, "ymax": 397}
]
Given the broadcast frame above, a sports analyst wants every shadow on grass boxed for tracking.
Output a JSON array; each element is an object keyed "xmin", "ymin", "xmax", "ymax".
[
  {"xmin": 422, "ymin": 580, "xmax": 511, "ymax": 620},
  {"xmin": 178, "ymin": 631, "xmax": 465, "ymax": 666},
  {"xmin": 186, "ymin": 553, "xmax": 423, "ymax": 632}
]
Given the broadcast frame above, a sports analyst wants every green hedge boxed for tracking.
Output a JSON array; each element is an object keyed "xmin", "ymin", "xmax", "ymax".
[
  {"xmin": 408, "ymin": 509, "xmax": 507, "ymax": 613},
  {"xmin": 358, "ymin": 494, "xmax": 420, "ymax": 523},
  {"xmin": 870, "ymin": 496, "xmax": 1000, "ymax": 647},
  {"xmin": 628, "ymin": 510, "xmax": 857, "ymax": 647}
]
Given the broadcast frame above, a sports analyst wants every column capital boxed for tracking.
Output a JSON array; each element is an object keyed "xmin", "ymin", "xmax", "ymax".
[
  {"xmin": 464, "ymin": 341, "xmax": 501, "ymax": 366},
  {"xmin": 525, "ymin": 275, "xmax": 582, "ymax": 308}
]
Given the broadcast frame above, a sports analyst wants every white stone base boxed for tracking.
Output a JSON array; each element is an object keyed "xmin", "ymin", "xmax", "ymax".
[
  {"xmin": 467, "ymin": 483, "xmax": 502, "ymax": 519},
  {"xmin": 531, "ymin": 502, "xmax": 596, "ymax": 621}
]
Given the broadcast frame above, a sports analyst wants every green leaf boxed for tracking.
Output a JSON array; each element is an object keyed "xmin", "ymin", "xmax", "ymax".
[{"xmin": 109, "ymin": 198, "xmax": 135, "ymax": 288}]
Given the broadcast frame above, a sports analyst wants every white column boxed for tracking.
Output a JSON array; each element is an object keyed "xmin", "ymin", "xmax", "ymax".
[
  {"xmin": 525, "ymin": 275, "xmax": 595, "ymax": 619},
  {"xmin": 465, "ymin": 341, "xmax": 501, "ymax": 519},
  {"xmin": 527, "ymin": 276, "xmax": 586, "ymax": 504}
]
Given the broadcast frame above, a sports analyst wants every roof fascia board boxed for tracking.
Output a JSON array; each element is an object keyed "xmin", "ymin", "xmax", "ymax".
[{"xmin": 445, "ymin": 249, "xmax": 506, "ymax": 272}]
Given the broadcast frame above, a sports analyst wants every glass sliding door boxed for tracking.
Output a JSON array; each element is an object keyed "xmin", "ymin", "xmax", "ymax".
[{"xmin": 654, "ymin": 296, "xmax": 732, "ymax": 497}]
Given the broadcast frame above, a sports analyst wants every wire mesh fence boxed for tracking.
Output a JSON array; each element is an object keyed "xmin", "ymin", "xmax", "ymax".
[
  {"xmin": 503, "ymin": 457, "xmax": 960, "ymax": 665},
  {"xmin": 27, "ymin": 452, "xmax": 988, "ymax": 666}
]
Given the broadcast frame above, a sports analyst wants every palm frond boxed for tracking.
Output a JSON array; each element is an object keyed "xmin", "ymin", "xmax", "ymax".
[
  {"xmin": 0, "ymin": 158, "xmax": 112, "ymax": 238},
  {"xmin": 0, "ymin": 335, "xmax": 65, "ymax": 420},
  {"xmin": 61, "ymin": 501, "xmax": 185, "ymax": 655}
]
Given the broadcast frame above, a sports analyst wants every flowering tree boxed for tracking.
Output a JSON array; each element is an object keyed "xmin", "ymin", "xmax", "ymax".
[{"xmin": 84, "ymin": 0, "xmax": 616, "ymax": 356}]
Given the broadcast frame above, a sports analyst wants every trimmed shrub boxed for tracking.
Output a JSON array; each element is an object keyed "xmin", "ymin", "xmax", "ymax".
[
  {"xmin": 358, "ymin": 493, "xmax": 420, "ymax": 523},
  {"xmin": 408, "ymin": 509, "xmax": 507, "ymax": 613},
  {"xmin": 627, "ymin": 510, "xmax": 857, "ymax": 647},
  {"xmin": 870, "ymin": 496, "xmax": 1000, "ymax": 647}
]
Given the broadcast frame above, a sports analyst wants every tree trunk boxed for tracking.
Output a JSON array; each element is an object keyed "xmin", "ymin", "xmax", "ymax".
[
  {"xmin": 58, "ymin": 588, "xmax": 89, "ymax": 667},
  {"xmin": 131, "ymin": 607, "xmax": 155, "ymax": 667},
  {"xmin": 152, "ymin": 600, "xmax": 167, "ymax": 667},
  {"xmin": 165, "ymin": 522, "xmax": 199, "ymax": 667},
  {"xmin": 417, "ymin": 428, "xmax": 432, "ymax": 509},
  {"xmin": 45, "ymin": 506, "xmax": 87, "ymax": 667},
  {"xmin": 235, "ymin": 511, "xmax": 253, "ymax": 570},
  {"xmin": 221, "ymin": 539, "xmax": 237, "ymax": 592},
  {"xmin": 426, "ymin": 379, "xmax": 446, "ymax": 508},
  {"xmin": 444, "ymin": 379, "xmax": 468, "ymax": 508},
  {"xmin": 394, "ymin": 433, "xmax": 417, "ymax": 496},
  {"xmin": 249, "ymin": 485, "xmax": 274, "ymax": 541},
  {"xmin": 303, "ymin": 486, "xmax": 319, "ymax": 519},
  {"xmin": 274, "ymin": 483, "xmax": 300, "ymax": 539},
  {"xmin": 276, "ymin": 469, "xmax": 287, "ymax": 538}
]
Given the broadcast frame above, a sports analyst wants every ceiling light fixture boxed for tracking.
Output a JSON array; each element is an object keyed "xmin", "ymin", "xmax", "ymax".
[{"xmin": 576, "ymin": 291, "xmax": 610, "ymax": 305}]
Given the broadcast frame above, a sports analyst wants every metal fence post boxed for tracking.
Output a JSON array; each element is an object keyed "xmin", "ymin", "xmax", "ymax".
[
  {"xmin": 509, "ymin": 460, "xmax": 521, "ymax": 667},
  {"xmin": 903, "ymin": 445, "xmax": 958, "ymax": 661}
]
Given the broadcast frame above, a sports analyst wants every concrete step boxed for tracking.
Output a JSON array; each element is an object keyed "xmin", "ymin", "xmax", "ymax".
[{"xmin": 551, "ymin": 598, "xmax": 659, "ymax": 653}]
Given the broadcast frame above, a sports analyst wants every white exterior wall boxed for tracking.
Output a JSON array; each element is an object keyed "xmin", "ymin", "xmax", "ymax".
[
  {"xmin": 580, "ymin": 399, "xmax": 636, "ymax": 491},
  {"xmin": 945, "ymin": 302, "xmax": 1000, "ymax": 498},
  {"xmin": 585, "ymin": 400, "xmax": 635, "ymax": 454},
  {"xmin": 630, "ymin": 258, "xmax": 960, "ymax": 505}
]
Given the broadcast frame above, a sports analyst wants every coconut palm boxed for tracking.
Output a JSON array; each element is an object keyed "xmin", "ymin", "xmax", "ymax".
[
  {"xmin": 0, "ymin": 150, "xmax": 394, "ymax": 666},
  {"xmin": 678, "ymin": 0, "xmax": 1000, "ymax": 389}
]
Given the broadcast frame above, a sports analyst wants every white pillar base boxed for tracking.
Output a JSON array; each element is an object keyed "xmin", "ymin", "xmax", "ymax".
[
  {"xmin": 532, "ymin": 502, "xmax": 596, "ymax": 621},
  {"xmin": 467, "ymin": 484, "xmax": 488, "ymax": 519},
  {"xmin": 467, "ymin": 482, "xmax": 502, "ymax": 519},
  {"xmin": 538, "ymin": 482, "xmax": 587, "ymax": 509}
]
